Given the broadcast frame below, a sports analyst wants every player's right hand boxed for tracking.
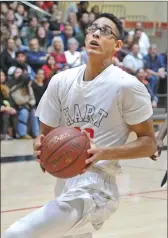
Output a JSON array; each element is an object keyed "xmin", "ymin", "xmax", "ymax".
[{"xmin": 33, "ymin": 134, "xmax": 45, "ymax": 172}]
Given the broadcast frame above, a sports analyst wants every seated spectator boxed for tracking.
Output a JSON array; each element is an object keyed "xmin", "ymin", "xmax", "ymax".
[
  {"xmin": 88, "ymin": 12, "xmax": 96, "ymax": 26},
  {"xmin": 39, "ymin": 18, "xmax": 53, "ymax": 46},
  {"xmin": 41, "ymin": 1, "xmax": 53, "ymax": 12},
  {"xmin": 143, "ymin": 44, "xmax": 166, "ymax": 93},
  {"xmin": 133, "ymin": 29, "xmax": 150, "ymax": 57},
  {"xmin": 49, "ymin": 15, "xmax": 62, "ymax": 36},
  {"xmin": 65, "ymin": 38, "xmax": 82, "ymax": 68},
  {"xmin": 136, "ymin": 69, "xmax": 158, "ymax": 108},
  {"xmin": 60, "ymin": 24, "xmax": 74, "ymax": 51},
  {"xmin": 116, "ymin": 34, "xmax": 134, "ymax": 63},
  {"xmin": 48, "ymin": 36, "xmax": 67, "ymax": 70},
  {"xmin": 67, "ymin": 12, "xmax": 78, "ymax": 29},
  {"xmin": 15, "ymin": 4, "xmax": 28, "ymax": 29},
  {"xmin": 0, "ymin": 70, "xmax": 17, "ymax": 140},
  {"xmin": 0, "ymin": 23, "xmax": 11, "ymax": 52},
  {"xmin": 119, "ymin": 17, "xmax": 129, "ymax": 41},
  {"xmin": 8, "ymin": 51, "xmax": 35, "ymax": 81},
  {"xmin": 42, "ymin": 55, "xmax": 57, "ymax": 84},
  {"xmin": 36, "ymin": 26, "xmax": 50, "ymax": 51},
  {"xmin": 77, "ymin": 1, "xmax": 89, "ymax": 21},
  {"xmin": 20, "ymin": 17, "xmax": 39, "ymax": 46},
  {"xmin": 129, "ymin": 22, "xmax": 150, "ymax": 57},
  {"xmin": 0, "ymin": 38, "xmax": 16, "ymax": 74},
  {"xmin": 123, "ymin": 43, "xmax": 144, "ymax": 75},
  {"xmin": 160, "ymin": 50, "xmax": 167, "ymax": 72},
  {"xmin": 9, "ymin": 24, "xmax": 19, "ymax": 39},
  {"xmin": 15, "ymin": 36, "xmax": 30, "ymax": 52},
  {"xmin": 32, "ymin": 69, "xmax": 46, "ymax": 106},
  {"xmin": 1, "ymin": 3, "xmax": 9, "ymax": 16},
  {"xmin": 6, "ymin": 9, "xmax": 17, "ymax": 26},
  {"xmin": 26, "ymin": 38, "xmax": 47, "ymax": 72},
  {"xmin": 9, "ymin": 72, "xmax": 39, "ymax": 139},
  {"xmin": 75, "ymin": 13, "xmax": 89, "ymax": 48},
  {"xmin": 91, "ymin": 5, "xmax": 99, "ymax": 17}
]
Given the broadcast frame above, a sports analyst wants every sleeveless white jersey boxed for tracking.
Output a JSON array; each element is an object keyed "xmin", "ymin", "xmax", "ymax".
[{"xmin": 36, "ymin": 64, "xmax": 153, "ymax": 175}]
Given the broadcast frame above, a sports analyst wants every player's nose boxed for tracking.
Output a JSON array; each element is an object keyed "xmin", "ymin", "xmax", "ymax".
[{"xmin": 92, "ymin": 29, "xmax": 101, "ymax": 38}]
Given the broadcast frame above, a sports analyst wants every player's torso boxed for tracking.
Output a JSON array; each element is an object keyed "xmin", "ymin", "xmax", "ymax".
[{"xmin": 59, "ymin": 65, "xmax": 130, "ymax": 149}]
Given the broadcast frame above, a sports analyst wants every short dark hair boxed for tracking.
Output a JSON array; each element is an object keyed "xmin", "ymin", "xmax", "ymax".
[
  {"xmin": 16, "ymin": 51, "xmax": 26, "ymax": 57},
  {"xmin": 95, "ymin": 13, "xmax": 123, "ymax": 40}
]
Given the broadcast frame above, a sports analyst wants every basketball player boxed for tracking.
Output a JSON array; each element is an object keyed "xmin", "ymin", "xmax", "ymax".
[{"xmin": 4, "ymin": 13, "xmax": 157, "ymax": 238}]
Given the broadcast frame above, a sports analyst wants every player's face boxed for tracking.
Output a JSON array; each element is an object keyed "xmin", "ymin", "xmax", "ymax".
[{"xmin": 85, "ymin": 17, "xmax": 122, "ymax": 58}]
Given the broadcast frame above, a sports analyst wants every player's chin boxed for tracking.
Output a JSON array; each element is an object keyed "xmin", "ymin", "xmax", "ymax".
[{"xmin": 87, "ymin": 49, "xmax": 102, "ymax": 55}]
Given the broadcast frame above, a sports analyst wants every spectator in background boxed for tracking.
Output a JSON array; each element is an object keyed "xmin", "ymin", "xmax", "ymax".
[
  {"xmin": 116, "ymin": 34, "xmax": 134, "ymax": 62},
  {"xmin": 26, "ymin": 38, "xmax": 47, "ymax": 72},
  {"xmin": 20, "ymin": 17, "xmax": 38, "ymax": 46},
  {"xmin": 49, "ymin": 15, "xmax": 62, "ymax": 36},
  {"xmin": 9, "ymin": 72, "xmax": 38, "ymax": 139},
  {"xmin": 48, "ymin": 36, "xmax": 67, "ymax": 70},
  {"xmin": 0, "ymin": 38, "xmax": 16, "ymax": 74},
  {"xmin": 0, "ymin": 70, "xmax": 17, "ymax": 140},
  {"xmin": 88, "ymin": 12, "xmax": 96, "ymax": 26},
  {"xmin": 42, "ymin": 55, "xmax": 57, "ymax": 84},
  {"xmin": 136, "ymin": 69, "xmax": 158, "ymax": 108},
  {"xmin": 7, "ymin": 66, "xmax": 23, "ymax": 82},
  {"xmin": 133, "ymin": 29, "xmax": 150, "ymax": 57},
  {"xmin": 129, "ymin": 21, "xmax": 150, "ymax": 56},
  {"xmin": 40, "ymin": 18, "xmax": 53, "ymax": 46},
  {"xmin": 1, "ymin": 3, "xmax": 9, "ymax": 16},
  {"xmin": 119, "ymin": 17, "xmax": 129, "ymax": 41},
  {"xmin": 0, "ymin": 23, "xmax": 11, "ymax": 52},
  {"xmin": 77, "ymin": 1, "xmax": 89, "ymax": 21},
  {"xmin": 36, "ymin": 26, "xmax": 49, "ymax": 51},
  {"xmin": 91, "ymin": 5, "xmax": 99, "ymax": 17},
  {"xmin": 60, "ymin": 24, "xmax": 74, "ymax": 51},
  {"xmin": 6, "ymin": 9, "xmax": 17, "ymax": 26},
  {"xmin": 15, "ymin": 4, "xmax": 27, "ymax": 29},
  {"xmin": 65, "ymin": 37, "xmax": 82, "ymax": 68},
  {"xmin": 144, "ymin": 44, "xmax": 166, "ymax": 94},
  {"xmin": 9, "ymin": 24, "xmax": 19, "ymax": 39},
  {"xmin": 32, "ymin": 69, "xmax": 46, "ymax": 107},
  {"xmin": 75, "ymin": 13, "xmax": 89, "ymax": 48},
  {"xmin": 123, "ymin": 43, "xmax": 144, "ymax": 75},
  {"xmin": 14, "ymin": 36, "xmax": 30, "ymax": 52},
  {"xmin": 8, "ymin": 51, "xmax": 35, "ymax": 81},
  {"xmin": 40, "ymin": 1, "xmax": 53, "ymax": 12}
]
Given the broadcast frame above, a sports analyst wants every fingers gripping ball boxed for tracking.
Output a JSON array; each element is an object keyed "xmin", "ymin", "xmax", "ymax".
[{"xmin": 40, "ymin": 127, "xmax": 90, "ymax": 178}]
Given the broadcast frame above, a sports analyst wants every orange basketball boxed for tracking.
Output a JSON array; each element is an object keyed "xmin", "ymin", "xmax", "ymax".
[{"xmin": 40, "ymin": 127, "xmax": 90, "ymax": 178}]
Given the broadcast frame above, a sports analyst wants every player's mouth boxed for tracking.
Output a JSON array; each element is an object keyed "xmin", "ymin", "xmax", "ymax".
[{"xmin": 89, "ymin": 40, "xmax": 99, "ymax": 47}]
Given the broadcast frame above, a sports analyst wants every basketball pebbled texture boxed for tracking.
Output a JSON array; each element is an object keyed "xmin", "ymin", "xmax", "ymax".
[{"xmin": 40, "ymin": 127, "xmax": 91, "ymax": 178}]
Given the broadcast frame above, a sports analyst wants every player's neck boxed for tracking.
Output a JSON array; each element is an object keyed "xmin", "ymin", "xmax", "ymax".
[{"xmin": 84, "ymin": 58, "xmax": 112, "ymax": 81}]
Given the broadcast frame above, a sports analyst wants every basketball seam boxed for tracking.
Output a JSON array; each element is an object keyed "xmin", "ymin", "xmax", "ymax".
[
  {"xmin": 52, "ymin": 138, "xmax": 89, "ymax": 175},
  {"xmin": 42, "ymin": 134, "xmax": 81, "ymax": 163},
  {"xmin": 43, "ymin": 135, "xmax": 87, "ymax": 170}
]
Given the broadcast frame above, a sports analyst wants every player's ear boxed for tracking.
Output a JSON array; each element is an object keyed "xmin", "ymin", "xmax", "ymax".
[{"xmin": 114, "ymin": 40, "xmax": 123, "ymax": 51}]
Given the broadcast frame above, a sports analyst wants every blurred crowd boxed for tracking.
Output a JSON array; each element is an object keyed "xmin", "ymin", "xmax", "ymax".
[{"xmin": 0, "ymin": 1, "xmax": 167, "ymax": 140}]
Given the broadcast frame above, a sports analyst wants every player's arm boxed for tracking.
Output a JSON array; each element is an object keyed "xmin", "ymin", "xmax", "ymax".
[
  {"xmin": 33, "ymin": 74, "xmax": 62, "ymax": 168},
  {"xmin": 99, "ymin": 118, "xmax": 156, "ymax": 160},
  {"xmin": 86, "ymin": 117, "xmax": 156, "ymax": 163}
]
